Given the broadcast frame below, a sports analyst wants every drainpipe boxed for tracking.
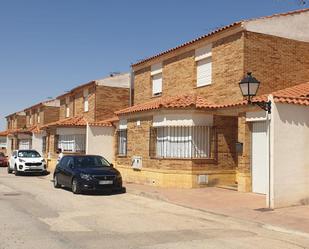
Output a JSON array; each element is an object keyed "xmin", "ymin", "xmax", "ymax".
[
  {"xmin": 129, "ymin": 67, "xmax": 134, "ymax": 106},
  {"xmin": 267, "ymin": 95, "xmax": 274, "ymax": 209}
]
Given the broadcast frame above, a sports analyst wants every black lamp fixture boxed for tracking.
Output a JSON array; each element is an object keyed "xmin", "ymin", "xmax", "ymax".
[{"xmin": 239, "ymin": 72, "xmax": 271, "ymax": 113}]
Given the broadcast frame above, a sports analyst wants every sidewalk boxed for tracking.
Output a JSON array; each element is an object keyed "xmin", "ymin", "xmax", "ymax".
[{"xmin": 125, "ymin": 182, "xmax": 309, "ymax": 235}]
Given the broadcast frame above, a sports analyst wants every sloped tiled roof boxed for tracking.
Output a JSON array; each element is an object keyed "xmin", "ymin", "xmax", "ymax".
[
  {"xmin": 88, "ymin": 116, "xmax": 119, "ymax": 127},
  {"xmin": 132, "ymin": 8, "xmax": 309, "ymax": 67},
  {"xmin": 115, "ymin": 82, "xmax": 309, "ymax": 115},
  {"xmin": 42, "ymin": 116, "xmax": 88, "ymax": 128},
  {"xmin": 115, "ymin": 95, "xmax": 216, "ymax": 115}
]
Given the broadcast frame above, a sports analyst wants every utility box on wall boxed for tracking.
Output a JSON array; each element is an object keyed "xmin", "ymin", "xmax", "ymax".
[
  {"xmin": 131, "ymin": 156, "xmax": 142, "ymax": 170},
  {"xmin": 236, "ymin": 142, "xmax": 243, "ymax": 154}
]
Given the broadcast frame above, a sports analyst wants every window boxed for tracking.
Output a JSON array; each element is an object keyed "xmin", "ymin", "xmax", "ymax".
[
  {"xmin": 0, "ymin": 137, "xmax": 6, "ymax": 148},
  {"xmin": 150, "ymin": 126, "xmax": 213, "ymax": 159},
  {"xmin": 58, "ymin": 134, "xmax": 86, "ymax": 153},
  {"xmin": 117, "ymin": 130, "xmax": 127, "ymax": 156},
  {"xmin": 42, "ymin": 136, "xmax": 47, "ymax": 154},
  {"xmin": 151, "ymin": 63, "xmax": 163, "ymax": 96},
  {"xmin": 195, "ymin": 45, "xmax": 212, "ymax": 87},
  {"xmin": 37, "ymin": 109, "xmax": 40, "ymax": 123},
  {"xmin": 83, "ymin": 89, "xmax": 89, "ymax": 112},
  {"xmin": 65, "ymin": 97, "xmax": 70, "ymax": 118}
]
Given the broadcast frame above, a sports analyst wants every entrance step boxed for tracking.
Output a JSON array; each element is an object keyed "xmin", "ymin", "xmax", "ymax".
[{"xmin": 216, "ymin": 184, "xmax": 238, "ymax": 191}]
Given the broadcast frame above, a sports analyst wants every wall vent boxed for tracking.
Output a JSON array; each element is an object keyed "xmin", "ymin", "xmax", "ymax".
[
  {"xmin": 198, "ymin": 175, "xmax": 208, "ymax": 185},
  {"xmin": 131, "ymin": 156, "xmax": 142, "ymax": 170}
]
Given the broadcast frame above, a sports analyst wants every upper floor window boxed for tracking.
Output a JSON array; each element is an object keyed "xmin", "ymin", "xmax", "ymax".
[
  {"xmin": 65, "ymin": 97, "xmax": 70, "ymax": 118},
  {"xmin": 195, "ymin": 44, "xmax": 212, "ymax": 87},
  {"xmin": 37, "ymin": 109, "xmax": 40, "ymax": 123},
  {"xmin": 151, "ymin": 63, "xmax": 163, "ymax": 96},
  {"xmin": 83, "ymin": 89, "xmax": 89, "ymax": 112}
]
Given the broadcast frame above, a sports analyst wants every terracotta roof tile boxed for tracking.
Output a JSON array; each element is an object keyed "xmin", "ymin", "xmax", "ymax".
[
  {"xmin": 88, "ymin": 116, "xmax": 119, "ymax": 127},
  {"xmin": 116, "ymin": 82, "xmax": 309, "ymax": 115},
  {"xmin": 132, "ymin": 8, "xmax": 309, "ymax": 67},
  {"xmin": 42, "ymin": 116, "xmax": 87, "ymax": 128}
]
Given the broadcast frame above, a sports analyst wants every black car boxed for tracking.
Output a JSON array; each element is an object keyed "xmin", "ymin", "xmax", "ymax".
[{"xmin": 53, "ymin": 155, "xmax": 123, "ymax": 194}]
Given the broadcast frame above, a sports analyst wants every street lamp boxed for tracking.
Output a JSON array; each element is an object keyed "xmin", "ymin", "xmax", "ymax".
[{"xmin": 239, "ymin": 72, "xmax": 271, "ymax": 113}]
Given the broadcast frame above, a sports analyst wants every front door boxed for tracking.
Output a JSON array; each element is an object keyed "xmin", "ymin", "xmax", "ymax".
[{"xmin": 252, "ymin": 121, "xmax": 268, "ymax": 194}]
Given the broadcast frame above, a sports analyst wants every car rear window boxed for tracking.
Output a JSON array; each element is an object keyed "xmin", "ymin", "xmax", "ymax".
[{"xmin": 73, "ymin": 156, "xmax": 110, "ymax": 168}]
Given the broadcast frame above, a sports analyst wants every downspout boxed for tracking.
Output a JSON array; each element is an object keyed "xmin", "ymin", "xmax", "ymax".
[
  {"xmin": 267, "ymin": 95, "xmax": 274, "ymax": 209},
  {"xmin": 86, "ymin": 122, "xmax": 89, "ymax": 154},
  {"xmin": 129, "ymin": 67, "xmax": 134, "ymax": 106}
]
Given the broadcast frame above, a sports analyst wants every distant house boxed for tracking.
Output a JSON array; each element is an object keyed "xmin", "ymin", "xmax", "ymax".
[{"xmin": 41, "ymin": 73, "xmax": 130, "ymax": 169}]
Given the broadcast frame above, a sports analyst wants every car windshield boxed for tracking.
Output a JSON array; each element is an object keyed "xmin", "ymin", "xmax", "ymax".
[
  {"xmin": 73, "ymin": 156, "xmax": 111, "ymax": 168},
  {"xmin": 18, "ymin": 150, "xmax": 41, "ymax": 158}
]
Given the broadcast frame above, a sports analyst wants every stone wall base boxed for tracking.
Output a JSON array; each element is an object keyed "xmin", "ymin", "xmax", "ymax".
[
  {"xmin": 116, "ymin": 165, "xmax": 236, "ymax": 188},
  {"xmin": 236, "ymin": 172, "xmax": 252, "ymax": 192}
]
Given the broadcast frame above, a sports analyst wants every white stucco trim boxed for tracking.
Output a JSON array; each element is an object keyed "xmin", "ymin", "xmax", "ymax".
[{"xmin": 153, "ymin": 113, "xmax": 213, "ymax": 127}]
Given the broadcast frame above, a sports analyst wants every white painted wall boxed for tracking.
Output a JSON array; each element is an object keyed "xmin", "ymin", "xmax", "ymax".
[
  {"xmin": 56, "ymin": 127, "xmax": 86, "ymax": 135},
  {"xmin": 153, "ymin": 113, "xmax": 213, "ymax": 127},
  {"xmin": 86, "ymin": 126, "xmax": 115, "ymax": 163},
  {"xmin": 244, "ymin": 11, "xmax": 309, "ymax": 42},
  {"xmin": 270, "ymin": 102, "xmax": 309, "ymax": 208},
  {"xmin": 32, "ymin": 133, "xmax": 43, "ymax": 155}
]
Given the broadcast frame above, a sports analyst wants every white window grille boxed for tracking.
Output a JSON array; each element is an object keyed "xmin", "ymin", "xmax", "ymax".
[
  {"xmin": 58, "ymin": 134, "xmax": 86, "ymax": 153},
  {"xmin": 19, "ymin": 139, "xmax": 31, "ymax": 150},
  {"xmin": 117, "ymin": 130, "xmax": 127, "ymax": 156},
  {"xmin": 151, "ymin": 126, "xmax": 211, "ymax": 159}
]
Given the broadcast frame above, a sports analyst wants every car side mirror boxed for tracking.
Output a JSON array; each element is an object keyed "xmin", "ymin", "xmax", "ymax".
[
  {"xmin": 14, "ymin": 156, "xmax": 17, "ymax": 159},
  {"xmin": 110, "ymin": 163, "xmax": 114, "ymax": 167},
  {"xmin": 69, "ymin": 163, "xmax": 74, "ymax": 169}
]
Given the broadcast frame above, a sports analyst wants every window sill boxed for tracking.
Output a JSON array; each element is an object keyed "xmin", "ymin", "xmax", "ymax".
[
  {"xmin": 151, "ymin": 94, "xmax": 162, "ymax": 98},
  {"xmin": 117, "ymin": 154, "xmax": 127, "ymax": 158},
  {"xmin": 150, "ymin": 157, "xmax": 216, "ymax": 162},
  {"xmin": 194, "ymin": 83, "xmax": 212, "ymax": 89}
]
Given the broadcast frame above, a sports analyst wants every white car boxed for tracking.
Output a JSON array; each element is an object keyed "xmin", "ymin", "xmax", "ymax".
[{"xmin": 8, "ymin": 150, "xmax": 47, "ymax": 175}]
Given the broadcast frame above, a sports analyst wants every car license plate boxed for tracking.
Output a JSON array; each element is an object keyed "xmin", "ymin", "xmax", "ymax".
[{"xmin": 99, "ymin": 180, "xmax": 113, "ymax": 185}]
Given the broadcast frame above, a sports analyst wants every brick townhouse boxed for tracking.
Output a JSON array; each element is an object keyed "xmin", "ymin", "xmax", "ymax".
[
  {"xmin": 41, "ymin": 73, "xmax": 130, "ymax": 169},
  {"xmin": 0, "ymin": 99, "xmax": 60, "ymax": 156},
  {"xmin": 113, "ymin": 8, "xmax": 309, "ymax": 201}
]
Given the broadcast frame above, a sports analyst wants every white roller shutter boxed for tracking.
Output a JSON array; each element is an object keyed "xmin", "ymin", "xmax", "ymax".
[
  {"xmin": 197, "ymin": 57, "xmax": 212, "ymax": 87},
  {"xmin": 152, "ymin": 73, "xmax": 162, "ymax": 96}
]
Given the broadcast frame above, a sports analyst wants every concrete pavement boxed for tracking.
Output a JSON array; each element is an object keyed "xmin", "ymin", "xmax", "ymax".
[
  {"xmin": 1, "ymin": 168, "xmax": 309, "ymax": 249},
  {"xmin": 126, "ymin": 183, "xmax": 309, "ymax": 235}
]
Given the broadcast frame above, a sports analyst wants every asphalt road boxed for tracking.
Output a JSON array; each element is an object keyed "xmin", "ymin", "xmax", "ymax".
[{"xmin": 0, "ymin": 167, "xmax": 309, "ymax": 249}]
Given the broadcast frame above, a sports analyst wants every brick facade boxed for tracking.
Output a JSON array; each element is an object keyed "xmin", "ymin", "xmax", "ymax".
[{"xmin": 117, "ymin": 30, "xmax": 309, "ymax": 189}]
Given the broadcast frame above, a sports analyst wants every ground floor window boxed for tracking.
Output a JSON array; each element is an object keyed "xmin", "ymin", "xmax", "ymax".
[
  {"xmin": 58, "ymin": 134, "xmax": 86, "ymax": 153},
  {"xmin": 18, "ymin": 139, "xmax": 32, "ymax": 150},
  {"xmin": 117, "ymin": 129, "xmax": 127, "ymax": 156},
  {"xmin": 42, "ymin": 136, "xmax": 47, "ymax": 154},
  {"xmin": 150, "ymin": 126, "xmax": 213, "ymax": 159},
  {"xmin": 0, "ymin": 137, "xmax": 6, "ymax": 148}
]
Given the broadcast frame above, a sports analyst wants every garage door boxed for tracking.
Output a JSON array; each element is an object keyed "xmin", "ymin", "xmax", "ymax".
[{"xmin": 252, "ymin": 122, "xmax": 268, "ymax": 194}]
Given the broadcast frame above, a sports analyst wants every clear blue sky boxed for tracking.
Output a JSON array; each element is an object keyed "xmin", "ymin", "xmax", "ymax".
[{"xmin": 0, "ymin": 0, "xmax": 307, "ymax": 130}]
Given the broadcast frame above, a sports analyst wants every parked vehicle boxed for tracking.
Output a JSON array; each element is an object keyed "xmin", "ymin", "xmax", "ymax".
[
  {"xmin": 53, "ymin": 155, "xmax": 123, "ymax": 194},
  {"xmin": 8, "ymin": 150, "xmax": 47, "ymax": 175},
  {"xmin": 0, "ymin": 152, "xmax": 8, "ymax": 167}
]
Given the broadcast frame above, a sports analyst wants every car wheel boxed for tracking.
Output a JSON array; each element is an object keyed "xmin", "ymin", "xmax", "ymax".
[
  {"xmin": 72, "ymin": 178, "xmax": 81, "ymax": 194},
  {"xmin": 14, "ymin": 165, "xmax": 19, "ymax": 176},
  {"xmin": 53, "ymin": 174, "xmax": 60, "ymax": 188},
  {"xmin": 7, "ymin": 164, "xmax": 13, "ymax": 174}
]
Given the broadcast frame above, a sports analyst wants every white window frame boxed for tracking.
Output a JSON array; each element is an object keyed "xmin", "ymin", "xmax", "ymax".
[
  {"xmin": 83, "ymin": 89, "xmax": 89, "ymax": 112},
  {"xmin": 195, "ymin": 44, "xmax": 212, "ymax": 87},
  {"xmin": 151, "ymin": 63, "xmax": 163, "ymax": 96},
  {"xmin": 0, "ymin": 137, "xmax": 7, "ymax": 148},
  {"xmin": 37, "ymin": 109, "xmax": 40, "ymax": 123}
]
